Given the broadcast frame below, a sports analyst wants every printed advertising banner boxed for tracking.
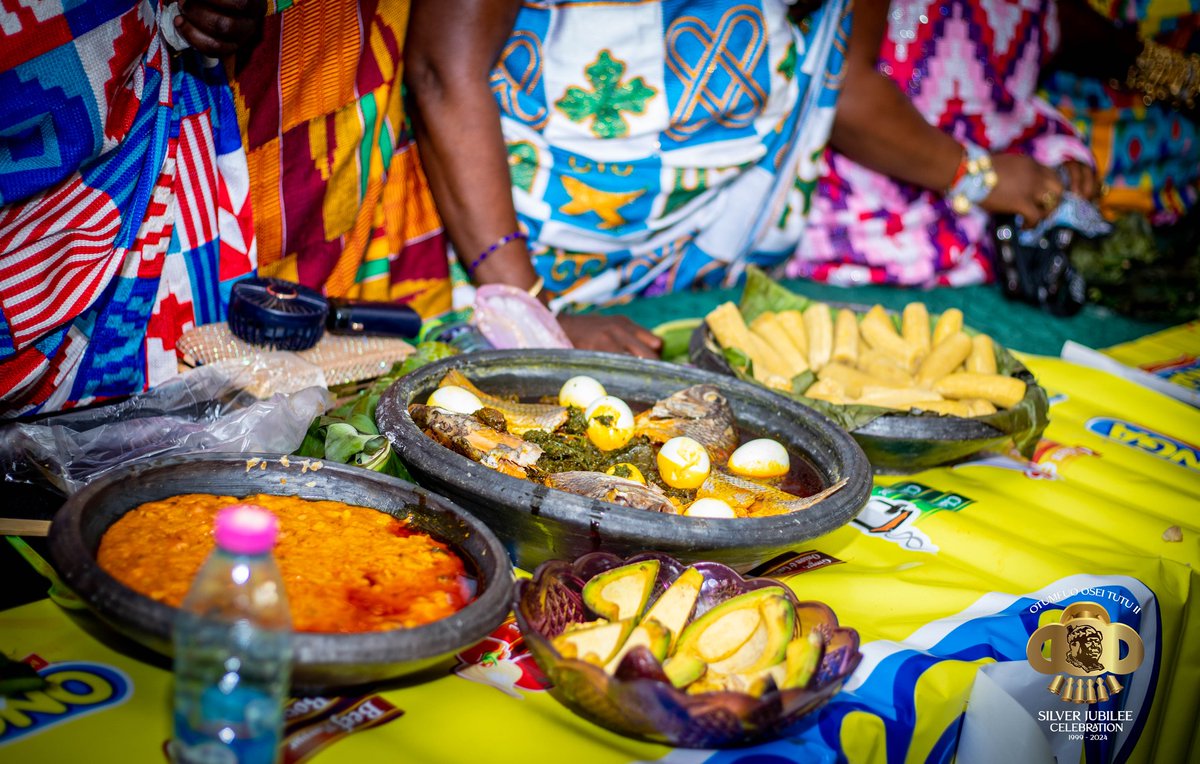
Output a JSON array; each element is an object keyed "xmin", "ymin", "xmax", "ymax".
[{"xmin": 1, "ymin": 355, "xmax": 1197, "ymax": 763}]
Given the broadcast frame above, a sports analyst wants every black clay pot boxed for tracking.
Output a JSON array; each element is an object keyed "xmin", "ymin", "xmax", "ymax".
[
  {"xmin": 376, "ymin": 350, "xmax": 872, "ymax": 572},
  {"xmin": 689, "ymin": 323, "xmax": 1044, "ymax": 472},
  {"xmin": 48, "ymin": 454, "xmax": 514, "ymax": 691}
]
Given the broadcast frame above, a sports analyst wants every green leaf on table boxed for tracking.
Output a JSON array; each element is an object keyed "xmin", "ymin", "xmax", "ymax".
[
  {"xmin": 0, "ymin": 653, "xmax": 46, "ymax": 697},
  {"xmin": 652, "ymin": 318, "xmax": 702, "ymax": 364},
  {"xmin": 382, "ymin": 451, "xmax": 414, "ymax": 481},
  {"xmin": 295, "ymin": 418, "xmax": 327, "ymax": 459},
  {"xmin": 5, "ymin": 537, "xmax": 85, "ymax": 611},
  {"xmin": 790, "ymin": 370, "xmax": 816, "ymax": 395},
  {"xmin": 397, "ymin": 341, "xmax": 458, "ymax": 377},
  {"xmin": 294, "ymin": 341, "xmax": 460, "ymax": 477},
  {"xmin": 721, "ymin": 346, "xmax": 753, "ymax": 379},
  {"xmin": 325, "ymin": 422, "xmax": 373, "ymax": 464},
  {"xmin": 739, "ymin": 266, "xmax": 816, "ymax": 322},
  {"xmin": 353, "ymin": 437, "xmax": 391, "ymax": 471},
  {"xmin": 347, "ymin": 413, "xmax": 378, "ymax": 437}
]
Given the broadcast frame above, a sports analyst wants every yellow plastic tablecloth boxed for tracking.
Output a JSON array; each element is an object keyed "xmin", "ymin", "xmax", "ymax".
[{"xmin": 2, "ymin": 354, "xmax": 1198, "ymax": 764}]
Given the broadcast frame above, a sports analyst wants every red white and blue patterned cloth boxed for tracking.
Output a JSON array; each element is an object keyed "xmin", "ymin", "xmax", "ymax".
[
  {"xmin": 0, "ymin": 0, "xmax": 255, "ymax": 416},
  {"xmin": 791, "ymin": 0, "xmax": 1093, "ymax": 287}
]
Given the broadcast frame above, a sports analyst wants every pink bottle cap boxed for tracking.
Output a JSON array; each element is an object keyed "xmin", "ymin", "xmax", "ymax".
[{"xmin": 214, "ymin": 505, "xmax": 279, "ymax": 555}]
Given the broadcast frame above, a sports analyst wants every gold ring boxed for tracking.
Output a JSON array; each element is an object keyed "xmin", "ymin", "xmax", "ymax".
[{"xmin": 1040, "ymin": 191, "xmax": 1059, "ymax": 211}]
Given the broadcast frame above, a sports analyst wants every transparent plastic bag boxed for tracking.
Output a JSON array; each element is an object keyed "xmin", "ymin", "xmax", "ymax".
[{"xmin": 0, "ymin": 360, "xmax": 331, "ymax": 494}]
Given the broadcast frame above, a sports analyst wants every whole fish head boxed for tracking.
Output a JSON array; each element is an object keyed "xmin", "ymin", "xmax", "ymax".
[
  {"xmin": 635, "ymin": 384, "xmax": 737, "ymax": 462},
  {"xmin": 410, "ymin": 404, "xmax": 543, "ymax": 476}
]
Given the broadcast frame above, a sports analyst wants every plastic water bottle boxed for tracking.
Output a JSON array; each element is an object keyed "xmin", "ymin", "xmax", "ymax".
[{"xmin": 170, "ymin": 505, "xmax": 293, "ymax": 764}]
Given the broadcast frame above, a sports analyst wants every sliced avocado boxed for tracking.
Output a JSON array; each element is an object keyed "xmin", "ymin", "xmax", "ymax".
[
  {"xmin": 663, "ymin": 654, "xmax": 707, "ymax": 689},
  {"xmin": 743, "ymin": 595, "xmax": 795, "ymax": 672},
  {"xmin": 703, "ymin": 593, "xmax": 793, "ymax": 675},
  {"xmin": 641, "ymin": 567, "xmax": 703, "ymax": 652},
  {"xmin": 783, "ymin": 630, "xmax": 824, "ymax": 690},
  {"xmin": 674, "ymin": 587, "xmax": 784, "ymax": 663},
  {"xmin": 582, "ymin": 560, "xmax": 661, "ymax": 622},
  {"xmin": 551, "ymin": 618, "xmax": 636, "ymax": 666},
  {"xmin": 603, "ymin": 618, "xmax": 671, "ymax": 674},
  {"xmin": 684, "ymin": 671, "xmax": 750, "ymax": 695},
  {"xmin": 743, "ymin": 663, "xmax": 788, "ymax": 697},
  {"xmin": 705, "ymin": 614, "xmax": 768, "ymax": 674}
]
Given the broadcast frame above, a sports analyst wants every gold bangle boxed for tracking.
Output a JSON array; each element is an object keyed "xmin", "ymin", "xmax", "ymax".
[
  {"xmin": 1126, "ymin": 40, "xmax": 1200, "ymax": 109},
  {"xmin": 527, "ymin": 276, "xmax": 545, "ymax": 299}
]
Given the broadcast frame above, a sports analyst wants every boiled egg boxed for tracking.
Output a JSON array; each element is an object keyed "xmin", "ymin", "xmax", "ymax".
[
  {"xmin": 559, "ymin": 375, "xmax": 607, "ymax": 409},
  {"xmin": 427, "ymin": 385, "xmax": 483, "ymax": 415},
  {"xmin": 585, "ymin": 396, "xmax": 635, "ymax": 451},
  {"xmin": 727, "ymin": 439, "xmax": 790, "ymax": 479},
  {"xmin": 656, "ymin": 436, "xmax": 711, "ymax": 490},
  {"xmin": 684, "ymin": 498, "xmax": 737, "ymax": 518},
  {"xmin": 605, "ymin": 462, "xmax": 646, "ymax": 485}
]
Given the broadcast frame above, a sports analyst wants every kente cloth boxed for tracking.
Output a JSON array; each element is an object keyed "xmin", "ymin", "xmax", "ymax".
[
  {"xmin": 792, "ymin": 0, "xmax": 1094, "ymax": 288},
  {"xmin": 492, "ymin": 0, "xmax": 851, "ymax": 309},
  {"xmin": 231, "ymin": 0, "xmax": 451, "ymax": 319},
  {"xmin": 0, "ymin": 0, "xmax": 256, "ymax": 416},
  {"xmin": 1041, "ymin": 0, "xmax": 1200, "ymax": 227}
]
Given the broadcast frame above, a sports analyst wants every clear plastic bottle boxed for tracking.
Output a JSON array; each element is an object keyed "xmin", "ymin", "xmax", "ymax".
[{"xmin": 170, "ymin": 505, "xmax": 293, "ymax": 764}]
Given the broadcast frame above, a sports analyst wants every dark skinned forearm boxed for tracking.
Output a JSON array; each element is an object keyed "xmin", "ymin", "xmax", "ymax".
[
  {"xmin": 405, "ymin": 0, "xmax": 538, "ymax": 290},
  {"xmin": 829, "ymin": 0, "xmax": 962, "ymax": 191}
]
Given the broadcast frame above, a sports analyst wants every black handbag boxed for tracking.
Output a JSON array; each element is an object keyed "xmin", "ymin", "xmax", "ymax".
[{"xmin": 993, "ymin": 216, "xmax": 1087, "ymax": 316}]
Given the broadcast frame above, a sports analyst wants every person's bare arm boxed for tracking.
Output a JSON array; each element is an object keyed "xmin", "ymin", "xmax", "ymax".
[
  {"xmin": 830, "ymin": 0, "xmax": 1068, "ymax": 221},
  {"xmin": 406, "ymin": 0, "xmax": 536, "ymax": 289},
  {"xmin": 175, "ymin": 0, "xmax": 265, "ymax": 56},
  {"xmin": 405, "ymin": 0, "xmax": 661, "ymax": 357}
]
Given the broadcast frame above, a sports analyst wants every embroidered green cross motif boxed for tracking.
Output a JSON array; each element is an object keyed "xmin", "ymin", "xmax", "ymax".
[
  {"xmin": 507, "ymin": 141, "xmax": 538, "ymax": 192},
  {"xmin": 555, "ymin": 50, "xmax": 655, "ymax": 139},
  {"xmin": 777, "ymin": 41, "xmax": 797, "ymax": 81}
]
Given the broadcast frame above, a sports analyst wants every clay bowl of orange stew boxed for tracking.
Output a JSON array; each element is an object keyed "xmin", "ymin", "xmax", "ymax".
[{"xmin": 48, "ymin": 453, "xmax": 513, "ymax": 691}]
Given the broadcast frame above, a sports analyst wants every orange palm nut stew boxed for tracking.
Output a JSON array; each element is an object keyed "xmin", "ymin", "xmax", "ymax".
[{"xmin": 97, "ymin": 493, "xmax": 474, "ymax": 633}]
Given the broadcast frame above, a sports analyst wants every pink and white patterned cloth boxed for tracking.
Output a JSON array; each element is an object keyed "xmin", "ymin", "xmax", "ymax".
[{"xmin": 790, "ymin": 0, "xmax": 1094, "ymax": 287}]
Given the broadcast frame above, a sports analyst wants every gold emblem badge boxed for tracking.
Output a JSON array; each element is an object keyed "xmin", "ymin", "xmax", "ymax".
[{"xmin": 1027, "ymin": 602, "xmax": 1144, "ymax": 704}]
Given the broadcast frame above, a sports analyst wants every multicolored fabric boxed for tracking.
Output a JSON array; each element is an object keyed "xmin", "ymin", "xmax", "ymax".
[
  {"xmin": 1042, "ymin": 0, "xmax": 1200, "ymax": 226},
  {"xmin": 231, "ymin": 0, "xmax": 451, "ymax": 318},
  {"xmin": 0, "ymin": 0, "xmax": 255, "ymax": 416},
  {"xmin": 791, "ymin": 0, "xmax": 1094, "ymax": 287},
  {"xmin": 493, "ymin": 0, "xmax": 851, "ymax": 308}
]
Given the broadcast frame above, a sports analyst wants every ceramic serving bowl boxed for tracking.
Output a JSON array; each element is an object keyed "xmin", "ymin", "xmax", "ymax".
[
  {"xmin": 513, "ymin": 552, "xmax": 861, "ymax": 748},
  {"xmin": 689, "ymin": 322, "xmax": 1049, "ymax": 472},
  {"xmin": 376, "ymin": 349, "xmax": 873, "ymax": 572},
  {"xmin": 48, "ymin": 453, "xmax": 514, "ymax": 691}
]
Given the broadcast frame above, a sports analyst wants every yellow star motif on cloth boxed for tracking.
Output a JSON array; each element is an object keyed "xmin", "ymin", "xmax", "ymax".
[{"xmin": 559, "ymin": 176, "xmax": 645, "ymax": 229}]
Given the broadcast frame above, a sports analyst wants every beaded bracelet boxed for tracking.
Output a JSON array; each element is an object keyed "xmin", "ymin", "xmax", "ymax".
[
  {"xmin": 946, "ymin": 143, "xmax": 998, "ymax": 215},
  {"xmin": 467, "ymin": 231, "xmax": 527, "ymax": 276}
]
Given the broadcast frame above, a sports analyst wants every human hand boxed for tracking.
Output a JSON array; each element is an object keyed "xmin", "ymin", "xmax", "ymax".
[
  {"xmin": 175, "ymin": 0, "xmax": 265, "ymax": 57},
  {"xmin": 981, "ymin": 154, "xmax": 1064, "ymax": 227},
  {"xmin": 1061, "ymin": 161, "xmax": 1098, "ymax": 200},
  {"xmin": 557, "ymin": 314, "xmax": 663, "ymax": 359}
]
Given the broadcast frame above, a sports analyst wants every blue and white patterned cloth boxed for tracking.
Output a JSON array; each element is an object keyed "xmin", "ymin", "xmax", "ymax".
[{"xmin": 490, "ymin": 0, "xmax": 851, "ymax": 307}]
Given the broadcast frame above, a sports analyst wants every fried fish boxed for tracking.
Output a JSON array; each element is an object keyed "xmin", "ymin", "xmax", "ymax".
[
  {"xmin": 544, "ymin": 471, "xmax": 677, "ymax": 513},
  {"xmin": 410, "ymin": 404, "xmax": 543, "ymax": 478},
  {"xmin": 696, "ymin": 471, "xmax": 847, "ymax": 517},
  {"xmin": 634, "ymin": 384, "xmax": 738, "ymax": 463},
  {"xmin": 438, "ymin": 370, "xmax": 569, "ymax": 435}
]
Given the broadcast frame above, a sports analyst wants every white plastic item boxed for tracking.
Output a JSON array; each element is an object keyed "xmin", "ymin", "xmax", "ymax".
[{"xmin": 472, "ymin": 284, "xmax": 572, "ymax": 350}]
